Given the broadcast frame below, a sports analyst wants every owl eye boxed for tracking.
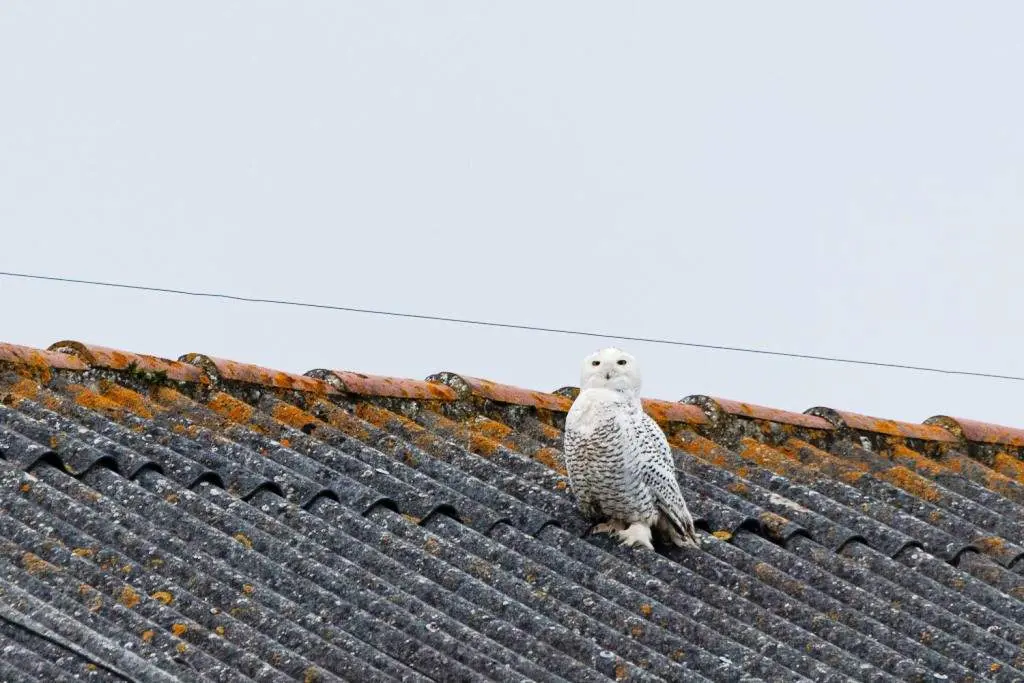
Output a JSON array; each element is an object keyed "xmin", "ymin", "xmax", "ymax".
[
  {"xmin": 617, "ymin": 359, "xmax": 627, "ymax": 366},
  {"xmin": 591, "ymin": 360, "xmax": 600, "ymax": 366}
]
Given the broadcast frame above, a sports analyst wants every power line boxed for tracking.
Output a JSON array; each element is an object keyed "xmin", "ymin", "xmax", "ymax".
[{"xmin": 3, "ymin": 269, "xmax": 1022, "ymax": 383}]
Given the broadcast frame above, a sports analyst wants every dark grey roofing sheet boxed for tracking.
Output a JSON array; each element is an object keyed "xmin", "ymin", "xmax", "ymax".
[{"xmin": 1, "ymin": 355, "xmax": 1024, "ymax": 681}]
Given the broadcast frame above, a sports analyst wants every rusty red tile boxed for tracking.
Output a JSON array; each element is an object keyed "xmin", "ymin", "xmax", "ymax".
[
  {"xmin": 179, "ymin": 354, "xmax": 337, "ymax": 394},
  {"xmin": 641, "ymin": 398, "xmax": 709, "ymax": 425},
  {"xmin": 459, "ymin": 376, "xmax": 573, "ymax": 412},
  {"xmin": 826, "ymin": 409, "xmax": 955, "ymax": 443},
  {"xmin": 49, "ymin": 340, "xmax": 206, "ymax": 383},
  {"xmin": 0, "ymin": 342, "xmax": 88, "ymax": 371},
  {"xmin": 321, "ymin": 370, "xmax": 457, "ymax": 401},
  {"xmin": 926, "ymin": 415, "xmax": 1024, "ymax": 448},
  {"xmin": 711, "ymin": 397, "xmax": 833, "ymax": 430}
]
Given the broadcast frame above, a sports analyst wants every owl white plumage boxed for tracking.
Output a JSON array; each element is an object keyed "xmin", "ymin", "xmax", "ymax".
[{"xmin": 563, "ymin": 347, "xmax": 699, "ymax": 549}]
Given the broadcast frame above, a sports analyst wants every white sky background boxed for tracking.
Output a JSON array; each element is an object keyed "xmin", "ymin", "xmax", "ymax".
[{"xmin": 2, "ymin": 3, "xmax": 1023, "ymax": 426}]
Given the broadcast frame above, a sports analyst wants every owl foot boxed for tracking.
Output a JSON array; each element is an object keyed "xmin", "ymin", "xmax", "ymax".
[
  {"xmin": 613, "ymin": 522, "xmax": 654, "ymax": 550},
  {"xmin": 590, "ymin": 520, "xmax": 628, "ymax": 536}
]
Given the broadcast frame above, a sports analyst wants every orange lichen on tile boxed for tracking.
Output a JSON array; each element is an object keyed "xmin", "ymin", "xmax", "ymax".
[
  {"xmin": 67, "ymin": 385, "xmax": 127, "ymax": 417},
  {"xmin": 326, "ymin": 370, "xmax": 457, "ymax": 400},
  {"xmin": 671, "ymin": 433, "xmax": 737, "ymax": 469},
  {"xmin": 875, "ymin": 465, "xmax": 942, "ymax": 502},
  {"xmin": 170, "ymin": 623, "xmax": 188, "ymax": 637},
  {"xmin": 141, "ymin": 629, "xmax": 155, "ymax": 643},
  {"xmin": 737, "ymin": 439, "xmax": 808, "ymax": 480},
  {"xmin": 96, "ymin": 381, "xmax": 158, "ymax": 419},
  {"xmin": 0, "ymin": 342, "xmax": 88, "ymax": 380},
  {"xmin": 270, "ymin": 403, "xmax": 323, "ymax": 432},
  {"xmin": 973, "ymin": 535, "xmax": 1008, "ymax": 555},
  {"xmin": 532, "ymin": 447, "xmax": 568, "ymax": 476},
  {"xmin": 3, "ymin": 377, "xmax": 41, "ymax": 399},
  {"xmin": 207, "ymin": 392, "xmax": 254, "ymax": 424},
  {"xmin": 930, "ymin": 415, "xmax": 1024, "ymax": 448},
  {"xmin": 887, "ymin": 444, "xmax": 947, "ymax": 477},
  {"xmin": 992, "ymin": 453, "xmax": 1024, "ymax": 483},
  {"xmin": 21, "ymin": 552, "xmax": 57, "ymax": 575},
  {"xmin": 459, "ymin": 375, "xmax": 572, "ymax": 412},
  {"xmin": 119, "ymin": 586, "xmax": 141, "ymax": 609},
  {"xmin": 150, "ymin": 591, "xmax": 174, "ymax": 605},
  {"xmin": 779, "ymin": 438, "xmax": 869, "ymax": 480},
  {"xmin": 469, "ymin": 417, "xmax": 513, "ymax": 441},
  {"xmin": 308, "ymin": 399, "xmax": 372, "ymax": 442}
]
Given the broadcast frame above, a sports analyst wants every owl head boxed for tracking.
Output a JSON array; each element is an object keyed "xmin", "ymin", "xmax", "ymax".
[{"xmin": 579, "ymin": 347, "xmax": 642, "ymax": 392}]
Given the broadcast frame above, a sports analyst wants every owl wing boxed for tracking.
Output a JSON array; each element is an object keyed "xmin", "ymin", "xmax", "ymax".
[
  {"xmin": 636, "ymin": 411, "xmax": 699, "ymax": 546},
  {"xmin": 562, "ymin": 425, "xmax": 601, "ymax": 520}
]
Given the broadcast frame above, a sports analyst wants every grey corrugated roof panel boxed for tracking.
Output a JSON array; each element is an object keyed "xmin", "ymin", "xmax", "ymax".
[
  {"xmin": 686, "ymin": 531, "xmax": 955, "ymax": 681},
  {"xmin": 20, "ymin": 464, "xmax": 447, "ymax": 683},
  {"xmin": 901, "ymin": 548, "xmax": 1024, "ymax": 630},
  {"xmin": 466, "ymin": 519, "xmax": 842, "ymax": 683},
  {"xmin": 18, "ymin": 471, "xmax": 407, "ymax": 683},
  {"xmin": 228, "ymin": 422, "xmax": 516, "ymax": 534},
  {"xmin": 788, "ymin": 536, "xmax": 1024, "ymax": 673},
  {"xmin": 0, "ymin": 618, "xmax": 118, "ymax": 683},
  {"xmin": 840, "ymin": 542, "xmax": 1024, "ymax": 651},
  {"xmin": 725, "ymin": 532, "xmax": 985, "ymax": 681},
  {"xmin": 426, "ymin": 518, "xmax": 800, "ymax": 682},
  {"xmin": 302, "ymin": 499, "xmax": 662, "ymax": 682},
  {"xmin": 849, "ymin": 475, "xmax": 1024, "ymax": 566},
  {"xmin": 0, "ymin": 417, "xmax": 117, "ymax": 478},
  {"xmin": 117, "ymin": 474, "xmax": 495, "ymax": 683},
  {"xmin": 536, "ymin": 525, "xmax": 890, "ymax": 683},
  {"xmin": 237, "ymin": 493, "xmax": 586, "ymax": 683},
  {"xmin": 932, "ymin": 470, "xmax": 1024, "ymax": 526},
  {"xmin": 352, "ymin": 420, "xmax": 568, "ymax": 534},
  {"xmin": 0, "ymin": 507, "xmax": 291, "ymax": 683},
  {"xmin": 0, "ymin": 424, "xmax": 62, "ymax": 471},
  {"xmin": 7, "ymin": 400, "xmax": 158, "ymax": 480},
  {"xmin": 373, "ymin": 408, "xmax": 585, "ymax": 533},
  {"xmin": 0, "ymin": 575, "xmax": 196, "ymax": 683},
  {"xmin": 13, "ymin": 397, "xmax": 223, "ymax": 489}
]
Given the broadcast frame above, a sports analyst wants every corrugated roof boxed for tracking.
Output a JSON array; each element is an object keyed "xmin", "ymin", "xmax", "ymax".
[{"xmin": 2, "ymin": 339, "xmax": 1024, "ymax": 681}]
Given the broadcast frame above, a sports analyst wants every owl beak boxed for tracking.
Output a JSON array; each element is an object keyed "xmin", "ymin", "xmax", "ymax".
[{"xmin": 605, "ymin": 372, "xmax": 611, "ymax": 380}]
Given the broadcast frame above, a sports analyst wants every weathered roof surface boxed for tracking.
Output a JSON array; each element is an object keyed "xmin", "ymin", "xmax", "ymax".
[{"xmin": 1, "ymin": 340, "xmax": 1024, "ymax": 682}]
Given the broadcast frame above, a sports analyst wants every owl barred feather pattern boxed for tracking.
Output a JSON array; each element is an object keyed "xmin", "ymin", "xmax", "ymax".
[{"xmin": 563, "ymin": 348, "xmax": 699, "ymax": 549}]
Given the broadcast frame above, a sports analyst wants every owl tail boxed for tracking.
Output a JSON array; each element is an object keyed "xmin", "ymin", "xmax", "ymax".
[{"xmin": 657, "ymin": 502, "xmax": 700, "ymax": 548}]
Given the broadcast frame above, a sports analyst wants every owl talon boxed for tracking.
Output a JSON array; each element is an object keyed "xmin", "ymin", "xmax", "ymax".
[
  {"xmin": 613, "ymin": 522, "xmax": 654, "ymax": 550},
  {"xmin": 591, "ymin": 520, "xmax": 627, "ymax": 535}
]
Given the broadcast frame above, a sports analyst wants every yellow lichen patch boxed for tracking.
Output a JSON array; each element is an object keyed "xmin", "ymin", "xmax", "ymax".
[
  {"xmin": 141, "ymin": 630, "xmax": 155, "ymax": 643},
  {"xmin": 727, "ymin": 481, "xmax": 749, "ymax": 496},
  {"xmin": 119, "ymin": 586, "xmax": 141, "ymax": 609},
  {"xmin": 712, "ymin": 530, "xmax": 733, "ymax": 541},
  {"xmin": 990, "ymin": 663, "xmax": 1002, "ymax": 673},
  {"xmin": 615, "ymin": 663, "xmax": 629, "ymax": 680},
  {"xmin": 992, "ymin": 453, "xmax": 1024, "ymax": 483},
  {"xmin": 752, "ymin": 562, "xmax": 779, "ymax": 582},
  {"xmin": 532, "ymin": 448, "xmax": 568, "ymax": 476},
  {"xmin": 839, "ymin": 470, "xmax": 867, "ymax": 484},
  {"xmin": 97, "ymin": 382, "xmax": 156, "ymax": 419},
  {"xmin": 738, "ymin": 439, "xmax": 804, "ymax": 478},
  {"xmin": 630, "ymin": 624, "xmax": 644, "ymax": 638},
  {"xmin": 271, "ymin": 403, "xmax": 322, "ymax": 432},
  {"xmin": 150, "ymin": 591, "xmax": 174, "ymax": 605},
  {"xmin": 7, "ymin": 377, "xmax": 40, "ymax": 399},
  {"xmin": 639, "ymin": 603, "xmax": 653, "ymax": 618},
  {"xmin": 207, "ymin": 392, "xmax": 254, "ymax": 424},
  {"xmin": 304, "ymin": 667, "xmax": 324, "ymax": 683},
  {"xmin": 475, "ymin": 419, "xmax": 514, "ymax": 441},
  {"xmin": 67, "ymin": 385, "xmax": 124, "ymax": 417},
  {"xmin": 241, "ymin": 584, "xmax": 255, "ymax": 595},
  {"xmin": 876, "ymin": 466, "xmax": 941, "ymax": 502},
  {"xmin": 401, "ymin": 513, "xmax": 422, "ymax": 524},
  {"xmin": 152, "ymin": 386, "xmax": 195, "ymax": 409},
  {"xmin": 71, "ymin": 547, "xmax": 94, "ymax": 557},
  {"xmin": 233, "ymin": 533, "xmax": 254, "ymax": 550},
  {"xmin": 215, "ymin": 625, "xmax": 226, "ymax": 636},
  {"xmin": 176, "ymin": 643, "xmax": 188, "ymax": 654},
  {"xmin": 468, "ymin": 432, "xmax": 499, "ymax": 457},
  {"xmin": 19, "ymin": 483, "xmax": 31, "ymax": 494},
  {"xmin": 87, "ymin": 594, "xmax": 103, "ymax": 613},
  {"xmin": 164, "ymin": 493, "xmax": 179, "ymax": 504},
  {"xmin": 21, "ymin": 552, "xmax": 56, "ymax": 575},
  {"xmin": 170, "ymin": 623, "xmax": 188, "ymax": 637},
  {"xmin": 974, "ymin": 536, "xmax": 1008, "ymax": 554},
  {"xmin": 674, "ymin": 434, "xmax": 733, "ymax": 467},
  {"xmin": 424, "ymin": 537, "xmax": 441, "ymax": 555},
  {"xmin": 888, "ymin": 444, "xmax": 946, "ymax": 477},
  {"xmin": 354, "ymin": 401, "xmax": 408, "ymax": 431},
  {"xmin": 554, "ymin": 480, "xmax": 568, "ymax": 491}
]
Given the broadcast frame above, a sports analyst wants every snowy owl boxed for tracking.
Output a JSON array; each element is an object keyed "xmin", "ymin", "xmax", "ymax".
[{"xmin": 563, "ymin": 347, "xmax": 699, "ymax": 549}]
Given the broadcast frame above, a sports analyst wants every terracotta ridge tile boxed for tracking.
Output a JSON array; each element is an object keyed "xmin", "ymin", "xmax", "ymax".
[
  {"xmin": 686, "ymin": 395, "xmax": 834, "ymax": 430},
  {"xmin": 0, "ymin": 341, "xmax": 88, "ymax": 371},
  {"xmin": 427, "ymin": 372, "xmax": 572, "ymax": 412},
  {"xmin": 49, "ymin": 340, "xmax": 206, "ymax": 383},
  {"xmin": 306, "ymin": 369, "xmax": 456, "ymax": 401},
  {"xmin": 809, "ymin": 407, "xmax": 955, "ymax": 443},
  {"xmin": 926, "ymin": 415, "xmax": 1024, "ymax": 448},
  {"xmin": 179, "ymin": 353, "xmax": 337, "ymax": 394}
]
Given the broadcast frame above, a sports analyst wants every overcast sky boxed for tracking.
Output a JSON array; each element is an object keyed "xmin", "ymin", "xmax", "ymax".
[{"xmin": 3, "ymin": 3, "xmax": 1023, "ymax": 427}]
